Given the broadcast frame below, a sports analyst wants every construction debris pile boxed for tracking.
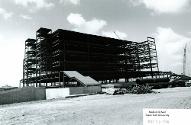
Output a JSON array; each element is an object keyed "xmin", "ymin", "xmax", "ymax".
[
  {"xmin": 113, "ymin": 84, "xmax": 154, "ymax": 95},
  {"xmin": 102, "ymin": 82, "xmax": 156, "ymax": 95}
]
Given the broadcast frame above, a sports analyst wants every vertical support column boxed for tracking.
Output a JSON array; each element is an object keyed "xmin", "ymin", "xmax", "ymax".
[
  {"xmin": 147, "ymin": 37, "xmax": 159, "ymax": 78},
  {"xmin": 136, "ymin": 43, "xmax": 141, "ymax": 71},
  {"xmin": 63, "ymin": 39, "xmax": 66, "ymax": 87},
  {"xmin": 147, "ymin": 42, "xmax": 153, "ymax": 78},
  {"xmin": 153, "ymin": 38, "xmax": 159, "ymax": 72},
  {"xmin": 23, "ymin": 59, "xmax": 25, "ymax": 87},
  {"xmin": 35, "ymin": 32, "xmax": 38, "ymax": 87}
]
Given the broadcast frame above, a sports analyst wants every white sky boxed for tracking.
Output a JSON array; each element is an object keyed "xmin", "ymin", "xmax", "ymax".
[{"xmin": 0, "ymin": 0, "xmax": 191, "ymax": 87}]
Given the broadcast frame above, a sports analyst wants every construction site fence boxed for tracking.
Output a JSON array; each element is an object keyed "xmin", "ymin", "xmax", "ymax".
[
  {"xmin": 0, "ymin": 87, "xmax": 46, "ymax": 105},
  {"xmin": 46, "ymin": 86, "xmax": 101, "ymax": 99},
  {"xmin": 0, "ymin": 86, "xmax": 101, "ymax": 104}
]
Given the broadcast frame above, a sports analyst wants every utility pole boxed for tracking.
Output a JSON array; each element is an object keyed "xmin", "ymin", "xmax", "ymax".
[{"xmin": 183, "ymin": 43, "xmax": 187, "ymax": 75}]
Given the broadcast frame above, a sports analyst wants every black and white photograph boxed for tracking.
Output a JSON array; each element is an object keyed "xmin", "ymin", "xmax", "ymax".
[{"xmin": 0, "ymin": 0, "xmax": 191, "ymax": 124}]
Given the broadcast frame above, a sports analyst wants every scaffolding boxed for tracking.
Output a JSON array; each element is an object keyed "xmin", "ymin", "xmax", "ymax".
[
  {"xmin": 22, "ymin": 27, "xmax": 159, "ymax": 87},
  {"xmin": 23, "ymin": 39, "xmax": 36, "ymax": 86}
]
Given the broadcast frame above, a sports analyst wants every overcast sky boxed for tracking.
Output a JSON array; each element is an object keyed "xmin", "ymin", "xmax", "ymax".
[{"xmin": 0, "ymin": 0, "xmax": 191, "ymax": 87}]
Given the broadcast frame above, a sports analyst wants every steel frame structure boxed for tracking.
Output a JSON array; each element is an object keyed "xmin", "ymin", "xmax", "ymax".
[{"xmin": 22, "ymin": 27, "xmax": 159, "ymax": 87}]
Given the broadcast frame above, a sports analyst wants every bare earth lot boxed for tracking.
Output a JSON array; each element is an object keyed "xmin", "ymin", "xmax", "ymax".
[{"xmin": 0, "ymin": 87, "xmax": 191, "ymax": 125}]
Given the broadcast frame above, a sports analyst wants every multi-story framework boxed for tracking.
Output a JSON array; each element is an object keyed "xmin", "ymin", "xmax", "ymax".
[{"xmin": 22, "ymin": 27, "xmax": 159, "ymax": 87}]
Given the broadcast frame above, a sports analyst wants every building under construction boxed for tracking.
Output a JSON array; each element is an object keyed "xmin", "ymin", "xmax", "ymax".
[{"xmin": 22, "ymin": 27, "xmax": 160, "ymax": 87}]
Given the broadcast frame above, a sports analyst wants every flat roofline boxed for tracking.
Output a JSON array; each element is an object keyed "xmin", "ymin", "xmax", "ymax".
[{"xmin": 51, "ymin": 28, "xmax": 135, "ymax": 44}]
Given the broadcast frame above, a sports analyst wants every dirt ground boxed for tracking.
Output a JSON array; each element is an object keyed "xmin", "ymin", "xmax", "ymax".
[{"xmin": 0, "ymin": 87, "xmax": 191, "ymax": 125}]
